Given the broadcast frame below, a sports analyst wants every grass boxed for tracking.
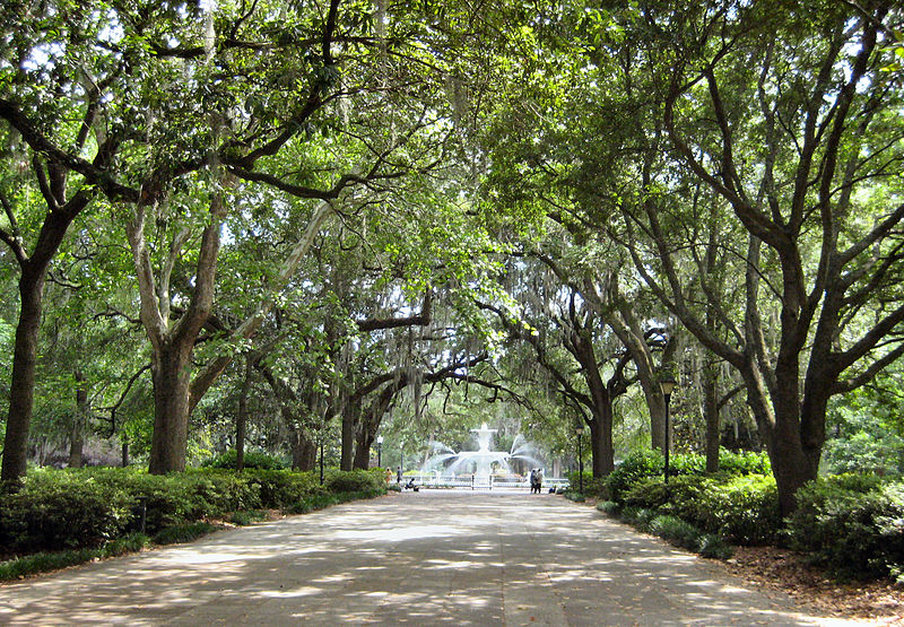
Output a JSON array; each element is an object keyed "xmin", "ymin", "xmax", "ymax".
[
  {"xmin": 152, "ymin": 522, "xmax": 219, "ymax": 545},
  {"xmin": 229, "ymin": 510, "xmax": 270, "ymax": 526},
  {"xmin": 0, "ymin": 533, "xmax": 150, "ymax": 581}
]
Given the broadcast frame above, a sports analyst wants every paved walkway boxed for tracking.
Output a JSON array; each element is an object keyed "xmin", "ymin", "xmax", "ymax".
[{"xmin": 0, "ymin": 490, "xmax": 846, "ymax": 625}]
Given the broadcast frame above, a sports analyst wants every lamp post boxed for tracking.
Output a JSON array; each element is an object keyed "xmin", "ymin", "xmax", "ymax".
[
  {"xmin": 575, "ymin": 425, "xmax": 585, "ymax": 494},
  {"xmin": 376, "ymin": 436, "xmax": 384, "ymax": 467},
  {"xmin": 660, "ymin": 373, "xmax": 677, "ymax": 484}
]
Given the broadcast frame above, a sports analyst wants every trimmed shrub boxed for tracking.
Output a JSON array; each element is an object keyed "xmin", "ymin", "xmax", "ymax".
[
  {"xmin": 0, "ymin": 533, "xmax": 150, "ymax": 582},
  {"xmin": 692, "ymin": 474, "xmax": 781, "ymax": 545},
  {"xmin": 0, "ymin": 467, "xmax": 386, "ymax": 556},
  {"xmin": 244, "ymin": 469, "xmax": 325, "ymax": 508},
  {"xmin": 0, "ymin": 470, "xmax": 133, "ymax": 552},
  {"xmin": 616, "ymin": 472, "xmax": 781, "ymax": 545},
  {"xmin": 201, "ymin": 449, "xmax": 288, "ymax": 470},
  {"xmin": 717, "ymin": 449, "xmax": 771, "ymax": 475},
  {"xmin": 324, "ymin": 469, "xmax": 384, "ymax": 494},
  {"xmin": 623, "ymin": 477, "xmax": 672, "ymax": 511},
  {"xmin": 787, "ymin": 475, "xmax": 904, "ymax": 580},
  {"xmin": 620, "ymin": 507, "xmax": 658, "ymax": 532}
]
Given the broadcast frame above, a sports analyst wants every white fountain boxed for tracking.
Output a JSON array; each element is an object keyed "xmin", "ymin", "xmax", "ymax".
[{"xmin": 420, "ymin": 423, "xmax": 543, "ymax": 487}]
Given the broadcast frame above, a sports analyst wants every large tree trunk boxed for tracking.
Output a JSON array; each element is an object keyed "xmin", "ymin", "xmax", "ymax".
[
  {"xmin": 68, "ymin": 369, "xmax": 88, "ymax": 468},
  {"xmin": 702, "ymin": 360, "xmax": 720, "ymax": 473},
  {"xmin": 587, "ymin": 386, "xmax": 615, "ymax": 476},
  {"xmin": 566, "ymin": 322, "xmax": 616, "ymax": 477},
  {"xmin": 148, "ymin": 342, "xmax": 194, "ymax": 474},
  {"xmin": 130, "ymin": 178, "xmax": 225, "ymax": 475},
  {"xmin": 1, "ymin": 269, "xmax": 45, "ymax": 482},
  {"xmin": 587, "ymin": 403, "xmax": 614, "ymax": 477},
  {"xmin": 339, "ymin": 400, "xmax": 358, "ymax": 471},
  {"xmin": 290, "ymin": 427, "xmax": 318, "ymax": 471},
  {"xmin": 353, "ymin": 428, "xmax": 374, "ymax": 470}
]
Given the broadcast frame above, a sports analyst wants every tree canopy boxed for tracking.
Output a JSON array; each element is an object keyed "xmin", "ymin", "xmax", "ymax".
[{"xmin": 2, "ymin": 0, "xmax": 903, "ymax": 514}]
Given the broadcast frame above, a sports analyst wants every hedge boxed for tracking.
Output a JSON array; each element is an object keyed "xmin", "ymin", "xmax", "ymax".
[
  {"xmin": 620, "ymin": 473, "xmax": 781, "ymax": 545},
  {"xmin": 0, "ymin": 467, "xmax": 386, "ymax": 557},
  {"xmin": 598, "ymin": 451, "xmax": 902, "ymax": 580}
]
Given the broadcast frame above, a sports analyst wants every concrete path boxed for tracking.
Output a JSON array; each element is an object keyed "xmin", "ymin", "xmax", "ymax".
[{"xmin": 0, "ymin": 490, "xmax": 845, "ymax": 625}]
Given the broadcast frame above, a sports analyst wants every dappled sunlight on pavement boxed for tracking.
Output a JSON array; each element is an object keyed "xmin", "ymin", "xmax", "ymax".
[{"xmin": 0, "ymin": 490, "xmax": 847, "ymax": 625}]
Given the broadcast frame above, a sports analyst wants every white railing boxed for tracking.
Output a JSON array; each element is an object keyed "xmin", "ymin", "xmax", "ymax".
[{"xmin": 401, "ymin": 473, "xmax": 570, "ymax": 491}]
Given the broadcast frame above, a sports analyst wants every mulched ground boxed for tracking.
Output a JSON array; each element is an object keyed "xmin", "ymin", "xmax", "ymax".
[{"xmin": 723, "ymin": 545, "xmax": 903, "ymax": 624}]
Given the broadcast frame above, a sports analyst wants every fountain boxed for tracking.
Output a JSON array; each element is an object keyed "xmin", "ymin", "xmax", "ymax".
[{"xmin": 420, "ymin": 423, "xmax": 544, "ymax": 488}]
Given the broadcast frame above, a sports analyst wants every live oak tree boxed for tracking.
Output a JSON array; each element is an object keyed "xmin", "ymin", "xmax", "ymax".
[
  {"xmin": 610, "ymin": 0, "xmax": 904, "ymax": 513},
  {"xmin": 0, "ymin": 1, "xmax": 128, "ymax": 481}
]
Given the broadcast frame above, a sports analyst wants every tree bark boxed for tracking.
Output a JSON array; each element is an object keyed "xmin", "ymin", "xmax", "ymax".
[
  {"xmin": 1, "ymin": 268, "xmax": 45, "ymax": 482},
  {"xmin": 587, "ymin": 401, "xmax": 614, "ymax": 477},
  {"xmin": 147, "ymin": 340, "xmax": 194, "ymax": 473},
  {"xmin": 68, "ymin": 369, "xmax": 88, "ymax": 468},
  {"xmin": 236, "ymin": 357, "xmax": 253, "ymax": 471},
  {"xmin": 702, "ymin": 360, "xmax": 720, "ymax": 473},
  {"xmin": 353, "ymin": 428, "xmax": 374, "ymax": 470},
  {"xmin": 290, "ymin": 427, "xmax": 318, "ymax": 470},
  {"xmin": 1, "ymin": 182, "xmax": 92, "ymax": 482},
  {"xmin": 339, "ymin": 399, "xmax": 358, "ymax": 471}
]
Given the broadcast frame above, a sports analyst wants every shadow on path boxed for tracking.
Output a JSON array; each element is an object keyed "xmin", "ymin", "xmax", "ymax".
[{"xmin": 0, "ymin": 491, "xmax": 842, "ymax": 625}]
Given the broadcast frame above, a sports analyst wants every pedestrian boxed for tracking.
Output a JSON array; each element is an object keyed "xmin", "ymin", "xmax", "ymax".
[
  {"xmin": 530, "ymin": 468, "xmax": 541, "ymax": 494},
  {"xmin": 397, "ymin": 466, "xmax": 403, "ymax": 484}
]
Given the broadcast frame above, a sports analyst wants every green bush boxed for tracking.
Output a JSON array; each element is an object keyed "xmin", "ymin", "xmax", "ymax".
[
  {"xmin": 606, "ymin": 451, "xmax": 664, "ymax": 503},
  {"xmin": 0, "ymin": 548, "xmax": 95, "ymax": 580},
  {"xmin": 606, "ymin": 449, "xmax": 772, "ymax": 505},
  {"xmin": 692, "ymin": 474, "xmax": 781, "ymax": 545},
  {"xmin": 596, "ymin": 501, "xmax": 620, "ymax": 514},
  {"xmin": 201, "ymin": 449, "xmax": 288, "ymax": 470},
  {"xmin": 623, "ymin": 477, "xmax": 672, "ymax": 511},
  {"xmin": 648, "ymin": 514, "xmax": 701, "ymax": 550},
  {"xmin": 787, "ymin": 475, "xmax": 904, "ymax": 580},
  {"xmin": 620, "ymin": 507, "xmax": 658, "ymax": 531},
  {"xmin": 229, "ymin": 510, "xmax": 268, "ymax": 526},
  {"xmin": 180, "ymin": 470, "xmax": 263, "ymax": 518},
  {"xmin": 0, "ymin": 467, "xmax": 386, "ymax": 556},
  {"xmin": 0, "ymin": 533, "xmax": 150, "ymax": 582},
  {"xmin": 244, "ymin": 469, "xmax": 324, "ymax": 508},
  {"xmin": 324, "ymin": 469, "xmax": 384, "ymax": 494},
  {"xmin": 616, "ymin": 472, "xmax": 781, "ymax": 545},
  {"xmin": 565, "ymin": 471, "xmax": 608, "ymax": 498},
  {"xmin": 0, "ymin": 470, "xmax": 133, "ymax": 552},
  {"xmin": 718, "ymin": 449, "xmax": 771, "ymax": 475}
]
